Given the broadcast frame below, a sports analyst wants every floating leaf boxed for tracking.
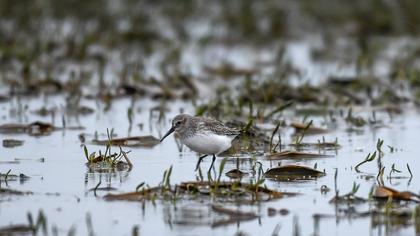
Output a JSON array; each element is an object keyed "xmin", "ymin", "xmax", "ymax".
[
  {"xmin": 0, "ymin": 124, "xmax": 28, "ymax": 134},
  {"xmin": 0, "ymin": 121, "xmax": 68, "ymax": 136},
  {"xmin": 104, "ymin": 187, "xmax": 161, "ymax": 201},
  {"xmin": 373, "ymin": 186, "xmax": 420, "ymax": 202},
  {"xmin": 225, "ymin": 169, "xmax": 248, "ymax": 179},
  {"xmin": 0, "ymin": 188, "xmax": 33, "ymax": 195},
  {"xmin": 291, "ymin": 122, "xmax": 329, "ymax": 134},
  {"xmin": 92, "ymin": 136, "xmax": 160, "ymax": 147},
  {"xmin": 203, "ymin": 64, "xmax": 258, "ymax": 77},
  {"xmin": 265, "ymin": 165, "xmax": 326, "ymax": 180},
  {"xmin": 2, "ymin": 139, "xmax": 24, "ymax": 148},
  {"xmin": 26, "ymin": 122, "xmax": 56, "ymax": 136}
]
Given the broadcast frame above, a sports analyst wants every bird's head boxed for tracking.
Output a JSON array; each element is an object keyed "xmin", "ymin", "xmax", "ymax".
[{"xmin": 160, "ymin": 114, "xmax": 191, "ymax": 142}]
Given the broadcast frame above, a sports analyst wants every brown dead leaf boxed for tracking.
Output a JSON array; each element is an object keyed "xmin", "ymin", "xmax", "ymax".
[
  {"xmin": 2, "ymin": 139, "xmax": 24, "ymax": 148},
  {"xmin": 225, "ymin": 169, "xmax": 248, "ymax": 178},
  {"xmin": 92, "ymin": 136, "xmax": 160, "ymax": 147},
  {"xmin": 291, "ymin": 122, "xmax": 329, "ymax": 134},
  {"xmin": 373, "ymin": 186, "xmax": 420, "ymax": 202},
  {"xmin": 0, "ymin": 188, "xmax": 33, "ymax": 195},
  {"xmin": 0, "ymin": 124, "xmax": 27, "ymax": 134},
  {"xmin": 203, "ymin": 64, "xmax": 258, "ymax": 77},
  {"xmin": 0, "ymin": 122, "xmax": 56, "ymax": 136},
  {"xmin": 265, "ymin": 165, "xmax": 326, "ymax": 180},
  {"xmin": 104, "ymin": 187, "xmax": 161, "ymax": 201}
]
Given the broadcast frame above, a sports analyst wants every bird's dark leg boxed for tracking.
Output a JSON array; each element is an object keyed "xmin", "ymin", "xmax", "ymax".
[
  {"xmin": 195, "ymin": 154, "xmax": 208, "ymax": 171},
  {"xmin": 208, "ymin": 154, "xmax": 216, "ymax": 172}
]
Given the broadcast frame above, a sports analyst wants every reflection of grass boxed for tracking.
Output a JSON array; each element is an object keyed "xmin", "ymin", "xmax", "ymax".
[
  {"xmin": 0, "ymin": 210, "xmax": 139, "ymax": 236},
  {"xmin": 0, "ymin": 210, "xmax": 47, "ymax": 235}
]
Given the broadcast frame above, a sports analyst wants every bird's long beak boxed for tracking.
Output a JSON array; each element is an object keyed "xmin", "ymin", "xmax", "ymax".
[{"xmin": 160, "ymin": 126, "xmax": 175, "ymax": 142}]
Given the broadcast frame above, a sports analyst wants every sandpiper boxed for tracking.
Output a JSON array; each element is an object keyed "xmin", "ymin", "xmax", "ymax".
[{"xmin": 160, "ymin": 114, "xmax": 240, "ymax": 171}]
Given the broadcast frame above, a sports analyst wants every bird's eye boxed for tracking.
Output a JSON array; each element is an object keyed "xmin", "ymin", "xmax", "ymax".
[{"xmin": 176, "ymin": 121, "xmax": 181, "ymax": 126}]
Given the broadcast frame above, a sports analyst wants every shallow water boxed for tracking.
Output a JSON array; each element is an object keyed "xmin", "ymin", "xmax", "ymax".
[{"xmin": 1, "ymin": 94, "xmax": 419, "ymax": 235}]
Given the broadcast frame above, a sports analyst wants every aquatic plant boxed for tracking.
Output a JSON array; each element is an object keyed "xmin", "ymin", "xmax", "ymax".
[
  {"xmin": 83, "ymin": 129, "xmax": 132, "ymax": 171},
  {"xmin": 355, "ymin": 152, "xmax": 377, "ymax": 172}
]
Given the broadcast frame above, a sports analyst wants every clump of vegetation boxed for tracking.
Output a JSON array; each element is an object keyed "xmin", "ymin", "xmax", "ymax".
[
  {"xmin": 105, "ymin": 160, "xmax": 295, "ymax": 204},
  {"xmin": 83, "ymin": 129, "xmax": 132, "ymax": 172}
]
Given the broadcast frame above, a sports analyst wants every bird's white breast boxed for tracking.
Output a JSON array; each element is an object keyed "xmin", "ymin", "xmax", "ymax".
[{"xmin": 182, "ymin": 132, "xmax": 235, "ymax": 155}]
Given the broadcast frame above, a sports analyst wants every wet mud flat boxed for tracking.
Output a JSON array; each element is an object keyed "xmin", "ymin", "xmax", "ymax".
[{"xmin": 1, "ymin": 1, "xmax": 420, "ymax": 235}]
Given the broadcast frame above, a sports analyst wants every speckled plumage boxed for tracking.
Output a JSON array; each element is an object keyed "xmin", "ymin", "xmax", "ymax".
[
  {"xmin": 160, "ymin": 114, "xmax": 240, "ymax": 171},
  {"xmin": 174, "ymin": 114, "xmax": 240, "ymax": 139}
]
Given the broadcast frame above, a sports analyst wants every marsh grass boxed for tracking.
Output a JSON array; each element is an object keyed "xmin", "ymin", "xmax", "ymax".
[
  {"xmin": 269, "ymin": 122, "xmax": 281, "ymax": 153},
  {"xmin": 355, "ymin": 152, "xmax": 377, "ymax": 172},
  {"xmin": 293, "ymin": 120, "xmax": 313, "ymax": 148},
  {"xmin": 160, "ymin": 165, "xmax": 173, "ymax": 193},
  {"xmin": 83, "ymin": 129, "xmax": 132, "ymax": 171}
]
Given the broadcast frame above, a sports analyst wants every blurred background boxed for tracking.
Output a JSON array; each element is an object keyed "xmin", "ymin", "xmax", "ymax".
[{"xmin": 1, "ymin": 0, "xmax": 420, "ymax": 103}]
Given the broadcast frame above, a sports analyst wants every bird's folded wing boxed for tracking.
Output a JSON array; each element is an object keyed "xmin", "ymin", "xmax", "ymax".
[{"xmin": 198, "ymin": 118, "xmax": 240, "ymax": 136}]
